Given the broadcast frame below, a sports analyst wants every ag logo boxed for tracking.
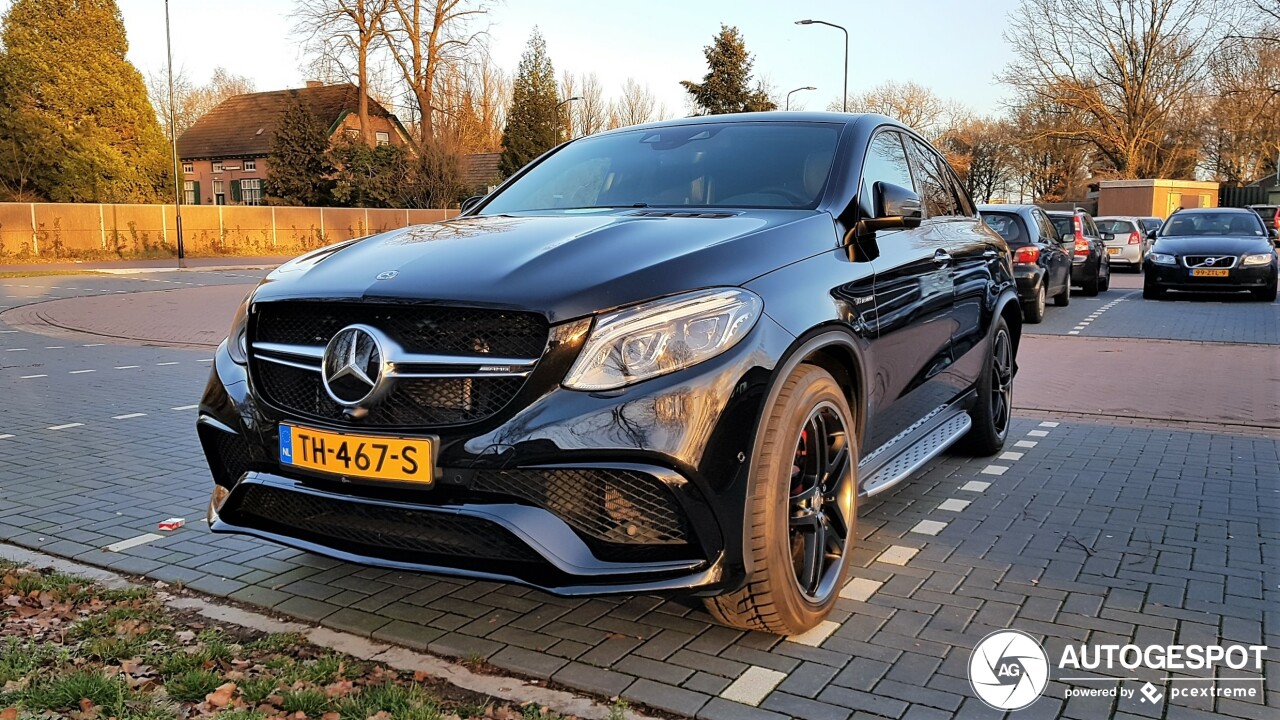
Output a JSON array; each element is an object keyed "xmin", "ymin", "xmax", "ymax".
[{"xmin": 969, "ymin": 630, "xmax": 1049, "ymax": 711}]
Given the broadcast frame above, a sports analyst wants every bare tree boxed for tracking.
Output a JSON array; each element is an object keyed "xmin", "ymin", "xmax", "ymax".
[
  {"xmin": 294, "ymin": 0, "xmax": 390, "ymax": 145},
  {"xmin": 381, "ymin": 0, "xmax": 487, "ymax": 143},
  {"xmin": 1005, "ymin": 100, "xmax": 1091, "ymax": 202},
  {"xmin": 558, "ymin": 69, "xmax": 577, "ymax": 140},
  {"xmin": 610, "ymin": 77, "xmax": 663, "ymax": 128},
  {"xmin": 147, "ymin": 66, "xmax": 255, "ymax": 141},
  {"xmin": 831, "ymin": 81, "xmax": 956, "ymax": 138},
  {"xmin": 433, "ymin": 52, "xmax": 505, "ymax": 155},
  {"xmin": 939, "ymin": 117, "xmax": 1015, "ymax": 203},
  {"xmin": 1002, "ymin": 0, "xmax": 1236, "ymax": 178},
  {"xmin": 575, "ymin": 72, "xmax": 607, "ymax": 137},
  {"xmin": 1203, "ymin": 16, "xmax": 1280, "ymax": 181}
]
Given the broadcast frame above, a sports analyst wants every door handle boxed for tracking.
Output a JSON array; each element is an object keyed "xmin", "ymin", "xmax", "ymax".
[{"xmin": 933, "ymin": 249, "xmax": 952, "ymax": 265}]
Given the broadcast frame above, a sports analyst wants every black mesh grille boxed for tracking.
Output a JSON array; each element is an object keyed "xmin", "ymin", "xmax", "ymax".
[
  {"xmin": 470, "ymin": 468, "xmax": 689, "ymax": 550},
  {"xmin": 228, "ymin": 483, "xmax": 542, "ymax": 564},
  {"xmin": 213, "ymin": 430, "xmax": 256, "ymax": 482},
  {"xmin": 253, "ymin": 361, "xmax": 526, "ymax": 427},
  {"xmin": 255, "ymin": 302, "xmax": 549, "ymax": 359}
]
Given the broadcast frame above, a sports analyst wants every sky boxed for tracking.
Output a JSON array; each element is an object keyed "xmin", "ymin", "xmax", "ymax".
[{"xmin": 10, "ymin": 0, "xmax": 1022, "ymax": 118}]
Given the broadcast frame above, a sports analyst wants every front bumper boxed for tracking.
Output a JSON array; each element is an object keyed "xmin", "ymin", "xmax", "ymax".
[
  {"xmin": 198, "ymin": 315, "xmax": 794, "ymax": 596},
  {"xmin": 1144, "ymin": 262, "xmax": 1276, "ymax": 291}
]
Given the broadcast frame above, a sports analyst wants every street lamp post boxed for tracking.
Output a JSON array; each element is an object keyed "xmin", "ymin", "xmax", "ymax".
[
  {"xmin": 785, "ymin": 86, "xmax": 817, "ymax": 111},
  {"xmin": 796, "ymin": 19, "xmax": 848, "ymax": 112},
  {"xmin": 164, "ymin": 0, "xmax": 185, "ymax": 268},
  {"xmin": 555, "ymin": 96, "xmax": 583, "ymax": 142}
]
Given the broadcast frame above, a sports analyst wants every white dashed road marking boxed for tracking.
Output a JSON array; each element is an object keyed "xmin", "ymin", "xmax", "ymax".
[
  {"xmin": 156, "ymin": 362, "xmax": 180, "ymax": 366},
  {"xmin": 112, "ymin": 413, "xmax": 147, "ymax": 420},
  {"xmin": 68, "ymin": 369, "xmax": 95, "ymax": 374},
  {"xmin": 877, "ymin": 545, "xmax": 919, "ymax": 565},
  {"xmin": 1000, "ymin": 451, "xmax": 1024, "ymax": 460},
  {"xmin": 981, "ymin": 465, "xmax": 1009, "ymax": 476},
  {"xmin": 938, "ymin": 498, "xmax": 971, "ymax": 512},
  {"xmin": 1015, "ymin": 440, "xmax": 1038, "ymax": 448},
  {"xmin": 0, "ymin": 434, "xmax": 12, "ymax": 440},
  {"xmin": 840, "ymin": 577, "xmax": 883, "ymax": 601},
  {"xmin": 104, "ymin": 533, "xmax": 164, "ymax": 553},
  {"xmin": 1039, "ymin": 421, "xmax": 1060, "ymax": 428},
  {"xmin": 911, "ymin": 519, "xmax": 948, "ymax": 536},
  {"xmin": 171, "ymin": 405, "xmax": 198, "ymax": 411},
  {"xmin": 720, "ymin": 666, "xmax": 787, "ymax": 706},
  {"xmin": 19, "ymin": 374, "xmax": 46, "ymax": 379},
  {"xmin": 961, "ymin": 480, "xmax": 991, "ymax": 492},
  {"xmin": 1027, "ymin": 429, "xmax": 1049, "ymax": 437},
  {"xmin": 787, "ymin": 620, "xmax": 839, "ymax": 648},
  {"xmin": 114, "ymin": 365, "xmax": 140, "ymax": 369},
  {"xmin": 47, "ymin": 423, "xmax": 83, "ymax": 431}
]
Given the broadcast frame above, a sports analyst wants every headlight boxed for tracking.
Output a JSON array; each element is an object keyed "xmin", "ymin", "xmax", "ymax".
[
  {"xmin": 225, "ymin": 294, "xmax": 251, "ymax": 364},
  {"xmin": 1149, "ymin": 253, "xmax": 1176, "ymax": 266},
  {"xmin": 1242, "ymin": 253, "xmax": 1274, "ymax": 266},
  {"xmin": 563, "ymin": 289, "xmax": 763, "ymax": 391}
]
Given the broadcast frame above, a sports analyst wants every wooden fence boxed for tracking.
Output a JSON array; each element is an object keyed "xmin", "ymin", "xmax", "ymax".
[{"xmin": 0, "ymin": 203, "xmax": 458, "ymax": 259}]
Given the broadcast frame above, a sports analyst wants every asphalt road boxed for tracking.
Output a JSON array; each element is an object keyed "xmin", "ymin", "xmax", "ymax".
[{"xmin": 0, "ymin": 267, "xmax": 1275, "ymax": 719}]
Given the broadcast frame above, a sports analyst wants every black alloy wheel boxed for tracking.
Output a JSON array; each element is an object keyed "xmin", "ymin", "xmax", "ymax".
[
  {"xmin": 958, "ymin": 317, "xmax": 1013, "ymax": 455},
  {"xmin": 788, "ymin": 402, "xmax": 854, "ymax": 600}
]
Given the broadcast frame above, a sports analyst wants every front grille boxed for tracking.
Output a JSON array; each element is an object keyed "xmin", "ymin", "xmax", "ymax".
[
  {"xmin": 470, "ymin": 468, "xmax": 692, "ymax": 561},
  {"xmin": 255, "ymin": 302, "xmax": 549, "ymax": 358},
  {"xmin": 201, "ymin": 426, "xmax": 257, "ymax": 487},
  {"xmin": 227, "ymin": 483, "xmax": 543, "ymax": 564},
  {"xmin": 250, "ymin": 301, "xmax": 547, "ymax": 427},
  {"xmin": 254, "ymin": 361, "xmax": 525, "ymax": 427},
  {"xmin": 1182, "ymin": 255, "xmax": 1238, "ymax": 269}
]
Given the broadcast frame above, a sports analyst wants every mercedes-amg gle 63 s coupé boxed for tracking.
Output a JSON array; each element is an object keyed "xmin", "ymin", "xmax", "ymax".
[{"xmin": 198, "ymin": 112, "xmax": 1021, "ymax": 634}]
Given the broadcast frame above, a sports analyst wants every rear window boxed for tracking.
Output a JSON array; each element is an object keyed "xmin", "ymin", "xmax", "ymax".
[
  {"xmin": 981, "ymin": 212, "xmax": 1032, "ymax": 245},
  {"xmin": 1049, "ymin": 216, "xmax": 1072, "ymax": 237},
  {"xmin": 1095, "ymin": 219, "xmax": 1136, "ymax": 234},
  {"xmin": 1141, "ymin": 218, "xmax": 1162, "ymax": 232},
  {"xmin": 1250, "ymin": 207, "xmax": 1278, "ymax": 227}
]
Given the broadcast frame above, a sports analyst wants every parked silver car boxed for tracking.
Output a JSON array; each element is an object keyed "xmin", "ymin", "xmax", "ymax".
[{"xmin": 1095, "ymin": 216, "xmax": 1152, "ymax": 271}]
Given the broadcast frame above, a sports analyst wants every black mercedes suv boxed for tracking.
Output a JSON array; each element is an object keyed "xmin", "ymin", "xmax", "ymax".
[{"xmin": 198, "ymin": 112, "xmax": 1022, "ymax": 634}]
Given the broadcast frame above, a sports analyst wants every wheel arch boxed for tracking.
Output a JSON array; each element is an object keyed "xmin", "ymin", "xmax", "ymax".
[
  {"xmin": 738, "ymin": 325, "xmax": 868, "ymax": 578},
  {"xmin": 995, "ymin": 289, "xmax": 1023, "ymax": 374}
]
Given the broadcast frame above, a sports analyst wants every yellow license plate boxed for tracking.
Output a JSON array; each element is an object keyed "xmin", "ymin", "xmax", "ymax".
[
  {"xmin": 1191, "ymin": 268, "xmax": 1229, "ymax": 277},
  {"xmin": 279, "ymin": 424, "xmax": 433, "ymax": 485},
  {"xmin": 1107, "ymin": 247, "xmax": 1120, "ymax": 255}
]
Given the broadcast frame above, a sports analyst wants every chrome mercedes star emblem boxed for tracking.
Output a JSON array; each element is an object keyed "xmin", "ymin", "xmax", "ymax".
[
  {"xmin": 321, "ymin": 325, "xmax": 389, "ymax": 407},
  {"xmin": 376, "ymin": 270, "xmax": 398, "ymax": 280}
]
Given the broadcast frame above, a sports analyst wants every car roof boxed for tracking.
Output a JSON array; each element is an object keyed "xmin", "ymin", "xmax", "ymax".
[
  {"xmin": 977, "ymin": 204, "xmax": 1038, "ymax": 212},
  {"xmin": 1044, "ymin": 209, "xmax": 1088, "ymax": 215},
  {"xmin": 1094, "ymin": 216, "xmax": 1141, "ymax": 221},
  {"xmin": 591, "ymin": 110, "xmax": 896, "ymax": 137},
  {"xmin": 1172, "ymin": 207, "xmax": 1253, "ymax": 216}
]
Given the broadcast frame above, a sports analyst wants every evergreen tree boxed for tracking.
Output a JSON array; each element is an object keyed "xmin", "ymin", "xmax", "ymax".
[
  {"xmin": 680, "ymin": 25, "xmax": 777, "ymax": 115},
  {"xmin": 330, "ymin": 136, "xmax": 410, "ymax": 208},
  {"xmin": 0, "ymin": 0, "xmax": 169, "ymax": 202},
  {"xmin": 499, "ymin": 29, "xmax": 559, "ymax": 177},
  {"xmin": 264, "ymin": 95, "xmax": 335, "ymax": 206}
]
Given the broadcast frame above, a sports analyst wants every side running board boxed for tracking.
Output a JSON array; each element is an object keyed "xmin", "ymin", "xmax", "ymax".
[{"xmin": 859, "ymin": 412, "xmax": 972, "ymax": 497}]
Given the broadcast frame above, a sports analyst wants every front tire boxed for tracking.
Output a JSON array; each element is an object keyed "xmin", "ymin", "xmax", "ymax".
[
  {"xmin": 705, "ymin": 365, "xmax": 856, "ymax": 635},
  {"xmin": 957, "ymin": 317, "xmax": 1013, "ymax": 456},
  {"xmin": 1253, "ymin": 276, "xmax": 1278, "ymax": 302},
  {"xmin": 1143, "ymin": 275, "xmax": 1166, "ymax": 300}
]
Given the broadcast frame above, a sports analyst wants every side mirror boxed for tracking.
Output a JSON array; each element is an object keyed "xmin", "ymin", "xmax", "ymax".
[
  {"xmin": 1060, "ymin": 233, "xmax": 1074, "ymax": 245},
  {"xmin": 460, "ymin": 195, "xmax": 486, "ymax": 214},
  {"xmin": 859, "ymin": 181, "xmax": 922, "ymax": 234},
  {"xmin": 1100, "ymin": 232, "xmax": 1114, "ymax": 242},
  {"xmin": 1146, "ymin": 229, "xmax": 1158, "ymax": 240},
  {"xmin": 1270, "ymin": 228, "xmax": 1278, "ymax": 239}
]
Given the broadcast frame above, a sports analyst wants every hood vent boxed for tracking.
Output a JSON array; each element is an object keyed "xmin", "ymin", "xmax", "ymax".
[{"xmin": 625, "ymin": 210, "xmax": 739, "ymax": 219}]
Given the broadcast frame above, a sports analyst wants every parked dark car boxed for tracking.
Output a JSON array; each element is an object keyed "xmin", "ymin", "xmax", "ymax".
[
  {"xmin": 1246, "ymin": 204, "xmax": 1280, "ymax": 248},
  {"xmin": 979, "ymin": 204, "xmax": 1072, "ymax": 322},
  {"xmin": 197, "ymin": 113, "xmax": 1022, "ymax": 635},
  {"xmin": 1046, "ymin": 209, "xmax": 1110, "ymax": 295},
  {"xmin": 1144, "ymin": 207, "xmax": 1279, "ymax": 301},
  {"xmin": 1139, "ymin": 216, "xmax": 1164, "ymax": 235}
]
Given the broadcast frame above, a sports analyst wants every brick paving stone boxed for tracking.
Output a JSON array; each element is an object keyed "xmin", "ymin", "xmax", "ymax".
[
  {"xmin": 613, "ymin": 655, "xmax": 693, "ymax": 686},
  {"xmin": 622, "ymin": 679, "xmax": 708, "ymax": 717},
  {"xmin": 550, "ymin": 662, "xmax": 633, "ymax": 698},
  {"xmin": 489, "ymin": 645, "xmax": 568, "ymax": 680},
  {"xmin": 695, "ymin": 697, "xmax": 787, "ymax": 720}
]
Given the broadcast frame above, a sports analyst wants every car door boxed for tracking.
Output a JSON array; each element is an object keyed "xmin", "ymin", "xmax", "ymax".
[
  {"xmin": 1033, "ymin": 209, "xmax": 1070, "ymax": 292},
  {"xmin": 904, "ymin": 136, "xmax": 991, "ymax": 389},
  {"xmin": 859, "ymin": 130, "xmax": 959, "ymax": 456}
]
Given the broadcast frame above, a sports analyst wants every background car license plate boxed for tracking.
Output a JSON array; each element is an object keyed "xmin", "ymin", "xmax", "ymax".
[
  {"xmin": 1191, "ymin": 268, "xmax": 1229, "ymax": 277},
  {"xmin": 1107, "ymin": 247, "xmax": 1120, "ymax": 254},
  {"xmin": 279, "ymin": 424, "xmax": 433, "ymax": 484}
]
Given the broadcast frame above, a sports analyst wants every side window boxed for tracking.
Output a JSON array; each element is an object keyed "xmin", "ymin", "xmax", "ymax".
[
  {"xmin": 906, "ymin": 138, "xmax": 960, "ymax": 218},
  {"xmin": 1083, "ymin": 215, "xmax": 1099, "ymax": 237},
  {"xmin": 945, "ymin": 166, "xmax": 975, "ymax": 216},
  {"xmin": 859, "ymin": 131, "xmax": 915, "ymax": 217},
  {"xmin": 1034, "ymin": 211, "xmax": 1057, "ymax": 242}
]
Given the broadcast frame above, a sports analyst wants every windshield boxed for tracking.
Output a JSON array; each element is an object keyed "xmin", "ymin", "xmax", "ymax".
[
  {"xmin": 480, "ymin": 122, "xmax": 841, "ymax": 214},
  {"xmin": 1095, "ymin": 219, "xmax": 1135, "ymax": 234},
  {"xmin": 1161, "ymin": 212, "xmax": 1266, "ymax": 237},
  {"xmin": 981, "ymin": 212, "xmax": 1032, "ymax": 245}
]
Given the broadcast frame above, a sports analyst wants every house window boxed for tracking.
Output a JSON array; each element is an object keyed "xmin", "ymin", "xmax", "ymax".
[
  {"xmin": 375, "ymin": 131, "xmax": 390, "ymax": 146},
  {"xmin": 212, "ymin": 161, "xmax": 223, "ymax": 173},
  {"xmin": 240, "ymin": 178, "xmax": 262, "ymax": 206},
  {"xmin": 182, "ymin": 162, "xmax": 193, "ymax": 174},
  {"xmin": 183, "ymin": 180, "xmax": 195, "ymax": 205},
  {"xmin": 213, "ymin": 180, "xmax": 225, "ymax": 205},
  {"xmin": 242, "ymin": 159, "xmax": 256, "ymax": 172}
]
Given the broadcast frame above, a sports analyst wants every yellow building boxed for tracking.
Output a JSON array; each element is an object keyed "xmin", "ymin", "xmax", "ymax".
[{"xmin": 1096, "ymin": 179, "xmax": 1220, "ymax": 219}]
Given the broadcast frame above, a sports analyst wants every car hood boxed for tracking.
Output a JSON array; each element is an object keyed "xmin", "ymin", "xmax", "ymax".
[
  {"xmin": 1152, "ymin": 235, "xmax": 1273, "ymax": 256},
  {"xmin": 251, "ymin": 211, "xmax": 833, "ymax": 323}
]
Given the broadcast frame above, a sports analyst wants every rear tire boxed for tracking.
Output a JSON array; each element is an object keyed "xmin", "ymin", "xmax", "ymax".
[
  {"xmin": 957, "ymin": 317, "xmax": 1013, "ymax": 456},
  {"xmin": 1022, "ymin": 283, "xmax": 1046, "ymax": 324},
  {"xmin": 1053, "ymin": 279, "xmax": 1070, "ymax": 307},
  {"xmin": 705, "ymin": 365, "xmax": 856, "ymax": 635}
]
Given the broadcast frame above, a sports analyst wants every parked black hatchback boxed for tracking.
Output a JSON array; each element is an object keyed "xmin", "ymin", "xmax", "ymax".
[
  {"xmin": 979, "ymin": 204, "xmax": 1072, "ymax": 322},
  {"xmin": 198, "ymin": 113, "xmax": 1022, "ymax": 635}
]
